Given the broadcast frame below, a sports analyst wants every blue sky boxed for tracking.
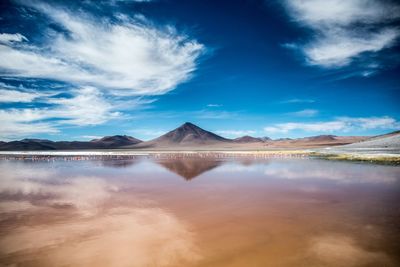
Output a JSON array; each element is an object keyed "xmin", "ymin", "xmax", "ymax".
[{"xmin": 0, "ymin": 0, "xmax": 399, "ymax": 141}]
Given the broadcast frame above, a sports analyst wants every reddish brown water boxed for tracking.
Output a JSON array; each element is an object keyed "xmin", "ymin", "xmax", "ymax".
[{"xmin": 0, "ymin": 157, "xmax": 399, "ymax": 267}]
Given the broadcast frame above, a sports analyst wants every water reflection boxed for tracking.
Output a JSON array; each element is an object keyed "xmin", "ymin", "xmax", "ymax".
[
  {"xmin": 156, "ymin": 158, "xmax": 222, "ymax": 180},
  {"xmin": 0, "ymin": 160, "xmax": 200, "ymax": 267},
  {"xmin": 0, "ymin": 207, "xmax": 200, "ymax": 267},
  {"xmin": 0, "ymin": 158, "xmax": 399, "ymax": 267},
  {"xmin": 98, "ymin": 159, "xmax": 138, "ymax": 168}
]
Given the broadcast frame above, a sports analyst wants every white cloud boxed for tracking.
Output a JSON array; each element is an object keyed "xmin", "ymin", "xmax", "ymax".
[
  {"xmin": 289, "ymin": 109, "xmax": 319, "ymax": 117},
  {"xmin": 0, "ymin": 33, "xmax": 27, "ymax": 44},
  {"xmin": 207, "ymin": 104, "xmax": 222, "ymax": 107},
  {"xmin": 0, "ymin": 2, "xmax": 204, "ymax": 95},
  {"xmin": 0, "ymin": 89, "xmax": 40, "ymax": 102},
  {"xmin": 0, "ymin": 87, "xmax": 120, "ymax": 140},
  {"xmin": 0, "ymin": 1, "xmax": 206, "ymax": 140},
  {"xmin": 280, "ymin": 98, "xmax": 315, "ymax": 104},
  {"xmin": 283, "ymin": 0, "xmax": 400, "ymax": 68},
  {"xmin": 216, "ymin": 130, "xmax": 257, "ymax": 138},
  {"xmin": 195, "ymin": 110, "xmax": 238, "ymax": 119},
  {"xmin": 80, "ymin": 135, "xmax": 103, "ymax": 140},
  {"xmin": 47, "ymin": 87, "xmax": 120, "ymax": 126},
  {"xmin": 304, "ymin": 28, "xmax": 399, "ymax": 67},
  {"xmin": 264, "ymin": 116, "xmax": 399, "ymax": 134},
  {"xmin": 127, "ymin": 128, "xmax": 167, "ymax": 139},
  {"xmin": 285, "ymin": 0, "xmax": 400, "ymax": 26},
  {"xmin": 0, "ymin": 109, "xmax": 59, "ymax": 140}
]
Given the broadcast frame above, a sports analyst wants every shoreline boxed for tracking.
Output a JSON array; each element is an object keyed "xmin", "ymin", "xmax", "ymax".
[
  {"xmin": 0, "ymin": 149, "xmax": 399, "ymax": 164},
  {"xmin": 0, "ymin": 150, "xmax": 311, "ymax": 160}
]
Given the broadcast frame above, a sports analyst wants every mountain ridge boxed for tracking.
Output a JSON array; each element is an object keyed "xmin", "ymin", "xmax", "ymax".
[
  {"xmin": 0, "ymin": 135, "xmax": 142, "ymax": 151},
  {"xmin": 0, "ymin": 122, "xmax": 389, "ymax": 151},
  {"xmin": 130, "ymin": 122, "xmax": 231, "ymax": 148}
]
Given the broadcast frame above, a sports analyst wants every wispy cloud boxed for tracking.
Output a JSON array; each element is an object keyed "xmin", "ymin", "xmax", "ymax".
[
  {"xmin": 0, "ymin": 1, "xmax": 206, "ymax": 139},
  {"xmin": 216, "ymin": 130, "xmax": 257, "ymax": 138},
  {"xmin": 207, "ymin": 104, "xmax": 222, "ymax": 107},
  {"xmin": 280, "ymin": 98, "xmax": 315, "ymax": 104},
  {"xmin": 0, "ymin": 109, "xmax": 59, "ymax": 140},
  {"xmin": 80, "ymin": 135, "xmax": 103, "ymax": 140},
  {"xmin": 264, "ymin": 116, "xmax": 399, "ymax": 134},
  {"xmin": 0, "ymin": 33, "xmax": 28, "ymax": 44},
  {"xmin": 0, "ymin": 3, "xmax": 204, "ymax": 95},
  {"xmin": 195, "ymin": 110, "xmax": 238, "ymax": 120},
  {"xmin": 0, "ymin": 89, "xmax": 39, "ymax": 103},
  {"xmin": 283, "ymin": 0, "xmax": 400, "ymax": 69},
  {"xmin": 288, "ymin": 109, "xmax": 319, "ymax": 117},
  {"xmin": 128, "ymin": 128, "xmax": 167, "ymax": 138},
  {"xmin": 0, "ymin": 86, "xmax": 122, "ymax": 139}
]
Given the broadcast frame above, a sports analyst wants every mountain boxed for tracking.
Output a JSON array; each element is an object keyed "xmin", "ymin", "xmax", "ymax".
[
  {"xmin": 0, "ymin": 122, "xmax": 380, "ymax": 151},
  {"xmin": 0, "ymin": 139, "xmax": 57, "ymax": 151},
  {"xmin": 132, "ymin": 122, "xmax": 231, "ymax": 148},
  {"xmin": 368, "ymin": 130, "xmax": 400, "ymax": 140},
  {"xmin": 334, "ymin": 132, "xmax": 400, "ymax": 150},
  {"xmin": 91, "ymin": 135, "xmax": 142, "ymax": 148},
  {"xmin": 299, "ymin": 135, "xmax": 337, "ymax": 142},
  {"xmin": 318, "ymin": 131, "xmax": 400, "ymax": 154},
  {"xmin": 0, "ymin": 135, "xmax": 142, "ymax": 151},
  {"xmin": 269, "ymin": 135, "xmax": 368, "ymax": 149},
  {"xmin": 233, "ymin": 136, "xmax": 265, "ymax": 143},
  {"xmin": 275, "ymin": 138, "xmax": 292, "ymax": 141}
]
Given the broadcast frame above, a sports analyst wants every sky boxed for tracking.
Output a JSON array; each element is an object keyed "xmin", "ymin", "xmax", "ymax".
[{"xmin": 0, "ymin": 0, "xmax": 399, "ymax": 141}]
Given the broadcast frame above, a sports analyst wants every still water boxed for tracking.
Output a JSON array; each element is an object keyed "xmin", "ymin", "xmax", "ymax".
[{"xmin": 0, "ymin": 157, "xmax": 399, "ymax": 267}]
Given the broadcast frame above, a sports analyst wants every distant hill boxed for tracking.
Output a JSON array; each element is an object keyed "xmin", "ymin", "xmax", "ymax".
[
  {"xmin": 132, "ymin": 122, "xmax": 231, "ymax": 148},
  {"xmin": 334, "ymin": 132, "xmax": 400, "ymax": 150},
  {"xmin": 271, "ymin": 135, "xmax": 368, "ymax": 148},
  {"xmin": 233, "ymin": 136, "xmax": 265, "ymax": 143},
  {"xmin": 1, "ymin": 122, "xmax": 390, "ymax": 151},
  {"xmin": 275, "ymin": 138, "xmax": 292, "ymax": 141},
  {"xmin": 299, "ymin": 135, "xmax": 337, "ymax": 142},
  {"xmin": 0, "ymin": 135, "xmax": 142, "ymax": 151},
  {"xmin": 317, "ymin": 131, "xmax": 400, "ymax": 155},
  {"xmin": 0, "ymin": 139, "xmax": 57, "ymax": 151},
  {"xmin": 91, "ymin": 135, "xmax": 142, "ymax": 148}
]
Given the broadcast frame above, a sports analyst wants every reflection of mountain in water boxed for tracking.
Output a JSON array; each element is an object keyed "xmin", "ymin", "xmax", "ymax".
[
  {"xmin": 157, "ymin": 158, "xmax": 222, "ymax": 180},
  {"xmin": 98, "ymin": 159, "xmax": 138, "ymax": 168}
]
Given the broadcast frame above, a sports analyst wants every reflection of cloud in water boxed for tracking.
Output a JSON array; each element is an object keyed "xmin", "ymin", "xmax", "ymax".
[
  {"xmin": 309, "ymin": 235, "xmax": 393, "ymax": 267},
  {"xmin": 0, "ymin": 200, "xmax": 37, "ymax": 213},
  {"xmin": 0, "ymin": 173, "xmax": 116, "ymax": 216},
  {"xmin": 214, "ymin": 159, "xmax": 399, "ymax": 184},
  {"xmin": 0, "ymin": 161, "xmax": 201, "ymax": 267},
  {"xmin": 214, "ymin": 162, "xmax": 265, "ymax": 173},
  {"xmin": 263, "ymin": 160, "xmax": 400, "ymax": 184},
  {"xmin": 97, "ymin": 159, "xmax": 138, "ymax": 168},
  {"xmin": 0, "ymin": 208, "xmax": 200, "ymax": 267}
]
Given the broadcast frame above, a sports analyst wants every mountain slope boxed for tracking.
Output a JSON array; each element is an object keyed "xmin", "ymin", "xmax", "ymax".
[
  {"xmin": 132, "ymin": 122, "xmax": 231, "ymax": 148},
  {"xmin": 91, "ymin": 135, "xmax": 142, "ymax": 148},
  {"xmin": 0, "ymin": 139, "xmax": 57, "ymax": 151},
  {"xmin": 336, "ymin": 132, "xmax": 400, "ymax": 150},
  {"xmin": 233, "ymin": 136, "xmax": 265, "ymax": 143},
  {"xmin": 0, "ymin": 135, "xmax": 142, "ymax": 151}
]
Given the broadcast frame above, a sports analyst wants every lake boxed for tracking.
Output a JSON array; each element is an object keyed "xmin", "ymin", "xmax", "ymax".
[{"xmin": 0, "ymin": 157, "xmax": 399, "ymax": 267}]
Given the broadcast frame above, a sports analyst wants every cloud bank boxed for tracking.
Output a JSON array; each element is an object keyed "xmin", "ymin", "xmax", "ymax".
[
  {"xmin": 264, "ymin": 116, "xmax": 400, "ymax": 134},
  {"xmin": 283, "ymin": 0, "xmax": 400, "ymax": 68},
  {"xmin": 0, "ymin": 1, "xmax": 205, "ymax": 139},
  {"xmin": 0, "ymin": 3, "xmax": 204, "ymax": 95}
]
